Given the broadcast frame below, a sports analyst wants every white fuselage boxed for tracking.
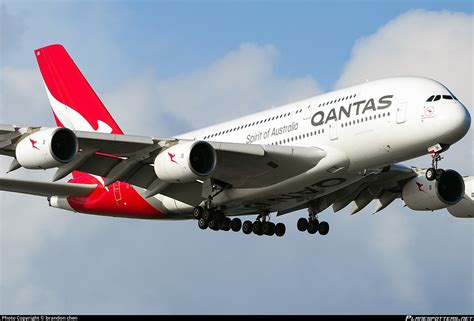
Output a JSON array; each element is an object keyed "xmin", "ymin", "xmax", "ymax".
[{"xmin": 156, "ymin": 77, "xmax": 470, "ymax": 215}]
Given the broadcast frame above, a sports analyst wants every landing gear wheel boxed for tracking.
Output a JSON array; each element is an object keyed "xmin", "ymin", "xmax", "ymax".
[
  {"xmin": 220, "ymin": 218, "xmax": 231, "ymax": 231},
  {"xmin": 208, "ymin": 219, "xmax": 219, "ymax": 231},
  {"xmin": 297, "ymin": 217, "xmax": 308, "ymax": 231},
  {"xmin": 307, "ymin": 220, "xmax": 319, "ymax": 234},
  {"xmin": 318, "ymin": 221, "xmax": 329, "ymax": 235},
  {"xmin": 231, "ymin": 218, "xmax": 242, "ymax": 232},
  {"xmin": 218, "ymin": 219, "xmax": 225, "ymax": 230},
  {"xmin": 202, "ymin": 210, "xmax": 214, "ymax": 221},
  {"xmin": 268, "ymin": 222, "xmax": 276, "ymax": 235},
  {"xmin": 426, "ymin": 168, "xmax": 436, "ymax": 181},
  {"xmin": 242, "ymin": 220, "xmax": 253, "ymax": 234},
  {"xmin": 436, "ymin": 169, "xmax": 445, "ymax": 180},
  {"xmin": 193, "ymin": 206, "xmax": 204, "ymax": 220},
  {"xmin": 198, "ymin": 218, "xmax": 208, "ymax": 230},
  {"xmin": 262, "ymin": 222, "xmax": 274, "ymax": 235},
  {"xmin": 215, "ymin": 211, "xmax": 225, "ymax": 223},
  {"xmin": 252, "ymin": 221, "xmax": 263, "ymax": 235},
  {"xmin": 275, "ymin": 223, "xmax": 286, "ymax": 237}
]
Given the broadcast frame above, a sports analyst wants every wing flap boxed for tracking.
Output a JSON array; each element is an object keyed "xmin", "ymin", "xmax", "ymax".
[
  {"xmin": 75, "ymin": 130, "xmax": 160, "ymax": 156},
  {"xmin": 0, "ymin": 124, "xmax": 16, "ymax": 135}
]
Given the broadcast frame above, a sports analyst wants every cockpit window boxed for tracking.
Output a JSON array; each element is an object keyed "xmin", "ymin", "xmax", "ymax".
[{"xmin": 427, "ymin": 94, "xmax": 459, "ymax": 102}]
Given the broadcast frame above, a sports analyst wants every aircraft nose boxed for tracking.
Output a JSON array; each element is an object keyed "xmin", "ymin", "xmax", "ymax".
[{"xmin": 444, "ymin": 103, "xmax": 471, "ymax": 144}]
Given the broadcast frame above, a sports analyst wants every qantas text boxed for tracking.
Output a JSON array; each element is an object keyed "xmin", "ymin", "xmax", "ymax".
[{"xmin": 311, "ymin": 95, "xmax": 394, "ymax": 127}]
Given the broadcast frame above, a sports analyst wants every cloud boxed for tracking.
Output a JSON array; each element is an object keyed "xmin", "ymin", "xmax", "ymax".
[
  {"xmin": 102, "ymin": 43, "xmax": 320, "ymax": 136},
  {"xmin": 0, "ymin": 66, "xmax": 52, "ymax": 125},
  {"xmin": 335, "ymin": 10, "xmax": 473, "ymax": 172},
  {"xmin": 0, "ymin": 5, "xmax": 26, "ymax": 55},
  {"xmin": 336, "ymin": 10, "xmax": 473, "ymax": 106},
  {"xmin": 156, "ymin": 43, "xmax": 319, "ymax": 129}
]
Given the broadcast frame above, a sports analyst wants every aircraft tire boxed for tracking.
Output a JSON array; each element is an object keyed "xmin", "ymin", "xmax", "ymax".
[
  {"xmin": 275, "ymin": 223, "xmax": 286, "ymax": 237},
  {"xmin": 426, "ymin": 168, "xmax": 436, "ymax": 181},
  {"xmin": 297, "ymin": 217, "xmax": 308, "ymax": 231},
  {"xmin": 307, "ymin": 220, "xmax": 318, "ymax": 234},
  {"xmin": 231, "ymin": 218, "xmax": 242, "ymax": 232},
  {"xmin": 318, "ymin": 221, "xmax": 330, "ymax": 235},
  {"xmin": 242, "ymin": 220, "xmax": 253, "ymax": 234}
]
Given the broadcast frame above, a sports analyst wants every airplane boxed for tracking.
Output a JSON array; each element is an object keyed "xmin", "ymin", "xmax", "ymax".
[{"xmin": 0, "ymin": 44, "xmax": 472, "ymax": 238}]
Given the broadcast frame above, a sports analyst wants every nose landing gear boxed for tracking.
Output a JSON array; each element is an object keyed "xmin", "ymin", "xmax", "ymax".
[{"xmin": 425, "ymin": 144, "xmax": 449, "ymax": 181}]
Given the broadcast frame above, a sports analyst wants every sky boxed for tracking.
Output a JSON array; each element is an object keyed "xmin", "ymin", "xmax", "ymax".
[{"xmin": 0, "ymin": 0, "xmax": 473, "ymax": 315}]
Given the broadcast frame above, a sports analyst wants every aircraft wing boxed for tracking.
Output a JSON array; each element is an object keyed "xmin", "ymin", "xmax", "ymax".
[
  {"xmin": 1, "ymin": 125, "xmax": 326, "ymax": 204},
  {"xmin": 325, "ymin": 163, "xmax": 417, "ymax": 214},
  {"xmin": 273, "ymin": 163, "xmax": 418, "ymax": 217},
  {"xmin": 0, "ymin": 177, "xmax": 96, "ymax": 197}
]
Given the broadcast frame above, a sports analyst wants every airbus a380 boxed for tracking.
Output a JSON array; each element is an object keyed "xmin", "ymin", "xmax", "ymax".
[{"xmin": 0, "ymin": 44, "xmax": 472, "ymax": 237}]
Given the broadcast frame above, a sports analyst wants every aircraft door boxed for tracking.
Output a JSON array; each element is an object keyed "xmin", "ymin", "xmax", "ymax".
[
  {"xmin": 396, "ymin": 102, "xmax": 407, "ymax": 124},
  {"xmin": 303, "ymin": 104, "xmax": 316, "ymax": 120},
  {"xmin": 113, "ymin": 181, "xmax": 122, "ymax": 202}
]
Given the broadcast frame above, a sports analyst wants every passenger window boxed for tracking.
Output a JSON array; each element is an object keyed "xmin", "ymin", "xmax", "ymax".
[
  {"xmin": 434, "ymin": 95, "xmax": 441, "ymax": 101},
  {"xmin": 427, "ymin": 95, "xmax": 434, "ymax": 102}
]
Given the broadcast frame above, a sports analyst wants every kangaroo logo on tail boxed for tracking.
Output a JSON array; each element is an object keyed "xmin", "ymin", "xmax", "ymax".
[{"xmin": 45, "ymin": 85, "xmax": 113, "ymax": 134}]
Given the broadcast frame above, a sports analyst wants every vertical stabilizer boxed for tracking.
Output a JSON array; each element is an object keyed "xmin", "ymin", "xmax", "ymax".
[{"xmin": 35, "ymin": 44, "xmax": 123, "ymax": 135}]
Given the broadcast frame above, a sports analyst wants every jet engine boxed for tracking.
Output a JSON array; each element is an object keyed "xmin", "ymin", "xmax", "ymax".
[
  {"xmin": 154, "ymin": 141, "xmax": 217, "ymax": 183},
  {"xmin": 16, "ymin": 127, "xmax": 78, "ymax": 169},
  {"xmin": 402, "ymin": 169, "xmax": 465, "ymax": 211},
  {"xmin": 447, "ymin": 176, "xmax": 473, "ymax": 218}
]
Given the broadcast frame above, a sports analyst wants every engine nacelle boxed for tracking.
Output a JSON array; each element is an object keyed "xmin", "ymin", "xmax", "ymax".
[
  {"xmin": 16, "ymin": 128, "xmax": 78, "ymax": 169},
  {"xmin": 154, "ymin": 141, "xmax": 217, "ymax": 183},
  {"xmin": 447, "ymin": 176, "xmax": 474, "ymax": 218},
  {"xmin": 402, "ymin": 169, "xmax": 465, "ymax": 211}
]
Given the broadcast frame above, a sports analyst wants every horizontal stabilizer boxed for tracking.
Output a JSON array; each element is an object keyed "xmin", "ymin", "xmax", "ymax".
[{"xmin": 0, "ymin": 177, "xmax": 96, "ymax": 197}]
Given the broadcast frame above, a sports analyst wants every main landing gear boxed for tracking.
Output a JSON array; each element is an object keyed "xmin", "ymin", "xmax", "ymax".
[
  {"xmin": 195, "ymin": 206, "xmax": 242, "ymax": 233},
  {"xmin": 194, "ymin": 206, "xmax": 285, "ymax": 237},
  {"xmin": 425, "ymin": 144, "xmax": 449, "ymax": 182},
  {"xmin": 242, "ymin": 212, "xmax": 286, "ymax": 237},
  {"xmin": 297, "ymin": 208, "xmax": 329, "ymax": 236}
]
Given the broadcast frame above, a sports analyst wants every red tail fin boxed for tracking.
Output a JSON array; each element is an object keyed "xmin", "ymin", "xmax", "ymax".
[{"xmin": 35, "ymin": 44, "xmax": 123, "ymax": 135}]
